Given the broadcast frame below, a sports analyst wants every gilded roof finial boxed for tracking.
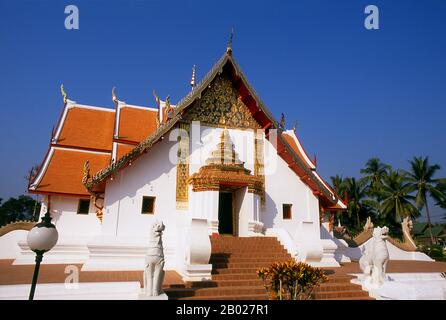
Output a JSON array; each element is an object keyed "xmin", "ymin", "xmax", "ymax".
[
  {"xmin": 60, "ymin": 84, "xmax": 68, "ymax": 106},
  {"xmin": 112, "ymin": 87, "xmax": 118, "ymax": 105},
  {"xmin": 226, "ymin": 27, "xmax": 234, "ymax": 54},
  {"xmin": 279, "ymin": 113, "xmax": 285, "ymax": 129},
  {"xmin": 190, "ymin": 65, "xmax": 196, "ymax": 89},
  {"xmin": 165, "ymin": 95, "xmax": 174, "ymax": 119}
]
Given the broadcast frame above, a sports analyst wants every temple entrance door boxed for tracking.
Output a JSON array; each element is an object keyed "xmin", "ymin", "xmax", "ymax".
[{"xmin": 218, "ymin": 192, "xmax": 234, "ymax": 235}]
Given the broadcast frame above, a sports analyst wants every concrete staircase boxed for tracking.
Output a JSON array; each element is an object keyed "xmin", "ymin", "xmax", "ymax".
[{"xmin": 164, "ymin": 236, "xmax": 372, "ymax": 300}]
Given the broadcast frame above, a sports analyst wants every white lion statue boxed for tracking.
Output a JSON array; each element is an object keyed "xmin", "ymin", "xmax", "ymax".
[
  {"xmin": 143, "ymin": 220, "xmax": 165, "ymax": 296},
  {"xmin": 359, "ymin": 226, "xmax": 390, "ymax": 286}
]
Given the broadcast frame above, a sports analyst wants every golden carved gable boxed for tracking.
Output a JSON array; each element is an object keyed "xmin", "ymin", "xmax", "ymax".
[{"xmin": 184, "ymin": 75, "xmax": 261, "ymax": 129}]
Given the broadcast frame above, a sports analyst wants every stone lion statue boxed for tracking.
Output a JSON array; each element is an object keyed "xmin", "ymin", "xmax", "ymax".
[
  {"xmin": 359, "ymin": 226, "xmax": 390, "ymax": 286},
  {"xmin": 143, "ymin": 220, "xmax": 165, "ymax": 296}
]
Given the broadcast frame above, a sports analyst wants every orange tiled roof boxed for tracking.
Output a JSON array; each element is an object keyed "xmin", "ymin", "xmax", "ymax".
[
  {"xmin": 34, "ymin": 148, "xmax": 111, "ymax": 196},
  {"xmin": 117, "ymin": 107, "xmax": 158, "ymax": 143},
  {"xmin": 57, "ymin": 107, "xmax": 115, "ymax": 151},
  {"xmin": 30, "ymin": 103, "xmax": 160, "ymax": 196},
  {"xmin": 116, "ymin": 143, "xmax": 135, "ymax": 161}
]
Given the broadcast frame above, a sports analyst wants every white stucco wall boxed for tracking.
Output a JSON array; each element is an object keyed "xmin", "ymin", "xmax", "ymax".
[
  {"xmin": 103, "ymin": 138, "xmax": 186, "ymax": 241},
  {"xmin": 48, "ymin": 195, "xmax": 102, "ymax": 238},
  {"xmin": 261, "ymin": 137, "xmax": 321, "ymax": 241},
  {"xmin": 0, "ymin": 230, "xmax": 27, "ymax": 259}
]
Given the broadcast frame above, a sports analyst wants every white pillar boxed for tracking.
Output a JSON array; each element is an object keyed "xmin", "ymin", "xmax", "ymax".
[
  {"xmin": 181, "ymin": 218, "xmax": 212, "ymax": 281},
  {"xmin": 190, "ymin": 190, "xmax": 219, "ymax": 234}
]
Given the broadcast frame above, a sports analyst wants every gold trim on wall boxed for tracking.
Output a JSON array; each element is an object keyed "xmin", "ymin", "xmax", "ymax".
[
  {"xmin": 176, "ymin": 122, "xmax": 190, "ymax": 210},
  {"xmin": 254, "ymin": 130, "xmax": 265, "ymax": 205}
]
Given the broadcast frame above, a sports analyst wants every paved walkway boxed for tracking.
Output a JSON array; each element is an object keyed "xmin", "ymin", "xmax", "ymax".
[
  {"xmin": 1, "ymin": 259, "xmax": 445, "ymax": 288},
  {"xmin": 0, "ymin": 260, "xmax": 184, "ymax": 288}
]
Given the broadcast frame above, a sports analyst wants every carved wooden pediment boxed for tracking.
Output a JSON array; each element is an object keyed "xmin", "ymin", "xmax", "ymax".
[{"xmin": 184, "ymin": 75, "xmax": 261, "ymax": 129}]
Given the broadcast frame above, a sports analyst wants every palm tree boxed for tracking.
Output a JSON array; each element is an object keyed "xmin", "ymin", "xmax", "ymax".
[
  {"xmin": 404, "ymin": 156, "xmax": 446, "ymax": 244},
  {"xmin": 330, "ymin": 175, "xmax": 347, "ymax": 197},
  {"xmin": 360, "ymin": 158, "xmax": 391, "ymax": 201},
  {"xmin": 380, "ymin": 170, "xmax": 419, "ymax": 223},
  {"xmin": 431, "ymin": 181, "xmax": 446, "ymax": 211},
  {"xmin": 343, "ymin": 177, "xmax": 371, "ymax": 230}
]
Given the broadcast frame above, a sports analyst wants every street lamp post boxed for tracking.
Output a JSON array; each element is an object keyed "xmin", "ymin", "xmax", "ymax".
[{"xmin": 27, "ymin": 198, "xmax": 58, "ymax": 300}]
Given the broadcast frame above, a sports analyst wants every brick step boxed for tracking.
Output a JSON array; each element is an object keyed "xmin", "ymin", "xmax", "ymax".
[
  {"xmin": 315, "ymin": 283, "xmax": 364, "ymax": 292},
  {"xmin": 211, "ymin": 273, "xmax": 260, "ymax": 281},
  {"xmin": 210, "ymin": 241, "xmax": 285, "ymax": 246},
  {"xmin": 321, "ymin": 296, "xmax": 375, "ymax": 300},
  {"xmin": 211, "ymin": 248, "xmax": 287, "ymax": 252},
  {"xmin": 313, "ymin": 289, "xmax": 370, "ymax": 299},
  {"xmin": 178, "ymin": 294, "xmax": 269, "ymax": 300},
  {"xmin": 210, "ymin": 240, "xmax": 284, "ymax": 246},
  {"xmin": 211, "ymin": 248, "xmax": 285, "ymax": 253},
  {"xmin": 212, "ymin": 262, "xmax": 291, "ymax": 269},
  {"xmin": 211, "ymin": 249, "xmax": 288, "ymax": 257},
  {"xmin": 167, "ymin": 279, "xmax": 264, "ymax": 289},
  {"xmin": 210, "ymin": 253, "xmax": 291, "ymax": 259},
  {"xmin": 210, "ymin": 255, "xmax": 289, "ymax": 260},
  {"xmin": 212, "ymin": 268, "xmax": 262, "ymax": 275},
  {"xmin": 210, "ymin": 237, "xmax": 278, "ymax": 242},
  {"xmin": 165, "ymin": 286, "xmax": 267, "ymax": 298},
  {"xmin": 212, "ymin": 279, "xmax": 264, "ymax": 287},
  {"xmin": 324, "ymin": 276, "xmax": 355, "ymax": 284},
  {"xmin": 210, "ymin": 242, "xmax": 283, "ymax": 246},
  {"xmin": 211, "ymin": 259, "xmax": 290, "ymax": 264}
]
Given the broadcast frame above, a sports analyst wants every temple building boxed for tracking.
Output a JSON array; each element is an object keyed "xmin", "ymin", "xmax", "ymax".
[{"xmin": 22, "ymin": 43, "xmax": 348, "ymax": 280}]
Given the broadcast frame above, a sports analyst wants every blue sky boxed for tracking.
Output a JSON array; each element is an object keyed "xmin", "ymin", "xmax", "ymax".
[{"xmin": 0, "ymin": 0, "xmax": 445, "ymax": 221}]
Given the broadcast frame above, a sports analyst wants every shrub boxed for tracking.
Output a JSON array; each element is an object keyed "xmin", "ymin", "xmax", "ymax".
[
  {"xmin": 256, "ymin": 260, "xmax": 328, "ymax": 300},
  {"xmin": 419, "ymin": 244, "xmax": 446, "ymax": 261}
]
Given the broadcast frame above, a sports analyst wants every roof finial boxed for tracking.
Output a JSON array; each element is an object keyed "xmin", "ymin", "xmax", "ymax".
[
  {"xmin": 112, "ymin": 87, "xmax": 118, "ymax": 105},
  {"xmin": 279, "ymin": 112, "xmax": 285, "ymax": 129},
  {"xmin": 226, "ymin": 27, "xmax": 234, "ymax": 54},
  {"xmin": 60, "ymin": 84, "xmax": 68, "ymax": 106},
  {"xmin": 190, "ymin": 65, "xmax": 196, "ymax": 89},
  {"xmin": 153, "ymin": 90, "xmax": 160, "ymax": 108}
]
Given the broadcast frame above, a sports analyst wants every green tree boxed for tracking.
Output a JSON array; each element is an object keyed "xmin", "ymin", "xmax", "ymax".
[
  {"xmin": 404, "ymin": 157, "xmax": 446, "ymax": 244},
  {"xmin": 360, "ymin": 157, "xmax": 391, "ymax": 202},
  {"xmin": 343, "ymin": 177, "xmax": 373, "ymax": 231},
  {"xmin": 380, "ymin": 170, "xmax": 419, "ymax": 223},
  {"xmin": 0, "ymin": 195, "xmax": 40, "ymax": 227},
  {"xmin": 330, "ymin": 175, "xmax": 347, "ymax": 197}
]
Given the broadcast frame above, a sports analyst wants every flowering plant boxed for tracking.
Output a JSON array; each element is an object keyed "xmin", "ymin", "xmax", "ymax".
[{"xmin": 256, "ymin": 260, "xmax": 327, "ymax": 300}]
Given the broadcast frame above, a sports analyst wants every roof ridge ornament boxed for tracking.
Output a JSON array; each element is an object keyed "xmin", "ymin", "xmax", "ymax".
[
  {"xmin": 112, "ymin": 86, "xmax": 118, "ymax": 105},
  {"xmin": 190, "ymin": 65, "xmax": 196, "ymax": 89},
  {"xmin": 153, "ymin": 90, "xmax": 160, "ymax": 108},
  {"xmin": 60, "ymin": 84, "xmax": 68, "ymax": 106},
  {"xmin": 226, "ymin": 27, "xmax": 234, "ymax": 54},
  {"xmin": 279, "ymin": 112, "xmax": 285, "ymax": 129}
]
